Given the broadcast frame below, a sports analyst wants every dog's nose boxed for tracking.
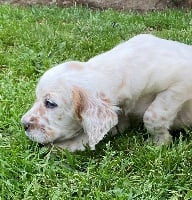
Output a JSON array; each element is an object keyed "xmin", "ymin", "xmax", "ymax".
[{"xmin": 22, "ymin": 121, "xmax": 30, "ymax": 131}]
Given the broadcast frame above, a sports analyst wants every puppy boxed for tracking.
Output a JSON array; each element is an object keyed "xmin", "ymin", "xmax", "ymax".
[{"xmin": 21, "ymin": 34, "xmax": 192, "ymax": 151}]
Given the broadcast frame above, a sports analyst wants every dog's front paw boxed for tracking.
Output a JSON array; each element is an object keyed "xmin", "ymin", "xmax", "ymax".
[{"xmin": 146, "ymin": 130, "xmax": 173, "ymax": 146}]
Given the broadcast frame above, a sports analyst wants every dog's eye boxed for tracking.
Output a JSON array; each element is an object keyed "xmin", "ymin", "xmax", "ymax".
[{"xmin": 44, "ymin": 99, "xmax": 58, "ymax": 109}]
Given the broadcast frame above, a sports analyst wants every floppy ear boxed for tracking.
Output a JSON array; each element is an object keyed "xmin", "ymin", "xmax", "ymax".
[{"xmin": 72, "ymin": 86, "xmax": 119, "ymax": 149}]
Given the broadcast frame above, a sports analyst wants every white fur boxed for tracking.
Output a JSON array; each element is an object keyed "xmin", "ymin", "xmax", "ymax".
[{"xmin": 21, "ymin": 34, "xmax": 192, "ymax": 151}]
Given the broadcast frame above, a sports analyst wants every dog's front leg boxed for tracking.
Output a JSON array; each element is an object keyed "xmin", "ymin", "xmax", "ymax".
[{"xmin": 111, "ymin": 113, "xmax": 130, "ymax": 135}]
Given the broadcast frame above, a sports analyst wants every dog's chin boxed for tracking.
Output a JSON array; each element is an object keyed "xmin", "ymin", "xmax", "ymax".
[{"xmin": 25, "ymin": 128, "xmax": 85, "ymax": 151}]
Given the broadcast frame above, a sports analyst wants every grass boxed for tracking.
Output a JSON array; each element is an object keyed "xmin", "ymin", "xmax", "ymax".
[{"xmin": 1, "ymin": 4, "xmax": 192, "ymax": 199}]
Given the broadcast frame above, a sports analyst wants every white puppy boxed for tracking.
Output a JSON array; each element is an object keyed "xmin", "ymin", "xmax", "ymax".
[{"xmin": 21, "ymin": 34, "xmax": 192, "ymax": 151}]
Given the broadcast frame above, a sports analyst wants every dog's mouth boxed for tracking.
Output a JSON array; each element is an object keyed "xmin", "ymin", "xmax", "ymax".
[
  {"xmin": 25, "ymin": 129, "xmax": 47, "ymax": 144},
  {"xmin": 24, "ymin": 125, "xmax": 55, "ymax": 144}
]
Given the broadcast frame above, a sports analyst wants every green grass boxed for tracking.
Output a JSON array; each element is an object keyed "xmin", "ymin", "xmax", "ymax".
[{"xmin": 1, "ymin": 4, "xmax": 192, "ymax": 199}]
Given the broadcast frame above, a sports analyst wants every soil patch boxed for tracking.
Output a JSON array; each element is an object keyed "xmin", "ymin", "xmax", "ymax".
[{"xmin": 0, "ymin": 0, "xmax": 191, "ymax": 11}]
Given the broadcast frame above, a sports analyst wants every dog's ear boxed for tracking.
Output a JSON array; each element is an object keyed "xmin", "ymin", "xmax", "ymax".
[{"xmin": 72, "ymin": 86, "xmax": 118, "ymax": 149}]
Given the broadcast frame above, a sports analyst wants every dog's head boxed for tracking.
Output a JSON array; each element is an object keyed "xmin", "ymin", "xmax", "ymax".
[{"xmin": 21, "ymin": 62, "xmax": 118, "ymax": 150}]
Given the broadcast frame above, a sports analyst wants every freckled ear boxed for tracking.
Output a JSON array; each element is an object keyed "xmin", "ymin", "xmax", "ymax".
[{"xmin": 72, "ymin": 86, "xmax": 119, "ymax": 150}]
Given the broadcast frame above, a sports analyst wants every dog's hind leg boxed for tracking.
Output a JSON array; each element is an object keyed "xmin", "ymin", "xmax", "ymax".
[{"xmin": 143, "ymin": 84, "xmax": 190, "ymax": 145}]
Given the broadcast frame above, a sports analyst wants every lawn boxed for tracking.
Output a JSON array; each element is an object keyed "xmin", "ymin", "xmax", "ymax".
[{"xmin": 1, "ymin": 4, "xmax": 192, "ymax": 199}]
